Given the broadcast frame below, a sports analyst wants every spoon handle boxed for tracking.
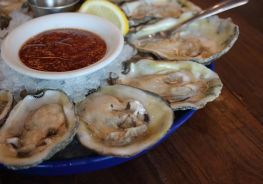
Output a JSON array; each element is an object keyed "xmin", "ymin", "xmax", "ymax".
[{"xmin": 167, "ymin": 0, "xmax": 249, "ymax": 34}]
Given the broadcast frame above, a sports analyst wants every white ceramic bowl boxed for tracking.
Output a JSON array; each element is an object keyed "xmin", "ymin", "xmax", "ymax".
[{"xmin": 1, "ymin": 13, "xmax": 124, "ymax": 80}]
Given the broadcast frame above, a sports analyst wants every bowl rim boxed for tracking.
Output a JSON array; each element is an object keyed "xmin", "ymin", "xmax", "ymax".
[
  {"xmin": 27, "ymin": 0, "xmax": 81, "ymax": 9},
  {"xmin": 1, "ymin": 13, "xmax": 124, "ymax": 80}
]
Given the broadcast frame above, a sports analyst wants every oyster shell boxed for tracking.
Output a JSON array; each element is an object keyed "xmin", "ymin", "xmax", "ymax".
[
  {"xmin": 129, "ymin": 16, "xmax": 239, "ymax": 65},
  {"xmin": 0, "ymin": 90, "xmax": 78, "ymax": 169},
  {"xmin": 111, "ymin": 59, "xmax": 223, "ymax": 110},
  {"xmin": 122, "ymin": 0, "xmax": 201, "ymax": 26},
  {"xmin": 0, "ymin": 0, "xmax": 26, "ymax": 15},
  {"xmin": 77, "ymin": 85, "xmax": 173, "ymax": 156},
  {"xmin": 0, "ymin": 90, "xmax": 13, "ymax": 126}
]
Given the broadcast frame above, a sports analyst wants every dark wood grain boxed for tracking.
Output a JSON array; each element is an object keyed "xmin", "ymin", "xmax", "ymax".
[{"xmin": 0, "ymin": 0, "xmax": 263, "ymax": 183}]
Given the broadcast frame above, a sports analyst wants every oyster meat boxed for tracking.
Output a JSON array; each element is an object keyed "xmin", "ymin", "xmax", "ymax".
[
  {"xmin": 129, "ymin": 16, "xmax": 239, "ymax": 65},
  {"xmin": 0, "ymin": 90, "xmax": 78, "ymax": 169},
  {"xmin": 77, "ymin": 85, "xmax": 173, "ymax": 156},
  {"xmin": 111, "ymin": 59, "xmax": 223, "ymax": 110},
  {"xmin": 0, "ymin": 90, "xmax": 13, "ymax": 126}
]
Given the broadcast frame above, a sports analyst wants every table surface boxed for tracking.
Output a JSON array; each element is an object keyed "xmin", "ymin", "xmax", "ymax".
[{"xmin": 0, "ymin": 0, "xmax": 263, "ymax": 183}]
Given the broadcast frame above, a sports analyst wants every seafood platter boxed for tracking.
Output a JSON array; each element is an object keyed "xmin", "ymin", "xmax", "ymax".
[{"xmin": 0, "ymin": 0, "xmax": 239, "ymax": 175}]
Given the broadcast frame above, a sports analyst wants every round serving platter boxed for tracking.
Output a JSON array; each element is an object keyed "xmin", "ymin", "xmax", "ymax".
[{"xmin": 0, "ymin": 62, "xmax": 215, "ymax": 176}]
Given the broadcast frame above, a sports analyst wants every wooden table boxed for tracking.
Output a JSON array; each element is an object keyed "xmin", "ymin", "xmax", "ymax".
[{"xmin": 0, "ymin": 0, "xmax": 262, "ymax": 183}]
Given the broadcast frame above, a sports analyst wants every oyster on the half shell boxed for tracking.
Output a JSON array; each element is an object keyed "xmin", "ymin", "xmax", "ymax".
[
  {"xmin": 77, "ymin": 85, "xmax": 173, "ymax": 156},
  {"xmin": 122, "ymin": 0, "xmax": 201, "ymax": 26},
  {"xmin": 0, "ymin": 90, "xmax": 13, "ymax": 126},
  {"xmin": 128, "ymin": 16, "xmax": 239, "ymax": 65},
  {"xmin": 0, "ymin": 90, "xmax": 78, "ymax": 169},
  {"xmin": 110, "ymin": 59, "xmax": 223, "ymax": 110}
]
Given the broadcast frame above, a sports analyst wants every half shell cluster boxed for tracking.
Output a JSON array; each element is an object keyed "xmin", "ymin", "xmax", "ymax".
[
  {"xmin": 0, "ymin": 85, "xmax": 175, "ymax": 169},
  {"xmin": 0, "ymin": 0, "xmax": 238, "ymax": 169}
]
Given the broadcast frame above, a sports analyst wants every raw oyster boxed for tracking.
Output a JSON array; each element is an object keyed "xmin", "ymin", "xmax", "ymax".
[
  {"xmin": 128, "ymin": 16, "xmax": 239, "ymax": 65},
  {"xmin": 0, "ymin": 90, "xmax": 78, "ymax": 169},
  {"xmin": 0, "ymin": 90, "xmax": 13, "ymax": 126},
  {"xmin": 0, "ymin": 0, "xmax": 26, "ymax": 15},
  {"xmin": 77, "ymin": 85, "xmax": 173, "ymax": 156},
  {"xmin": 111, "ymin": 59, "xmax": 223, "ymax": 110},
  {"xmin": 122, "ymin": 0, "xmax": 201, "ymax": 26}
]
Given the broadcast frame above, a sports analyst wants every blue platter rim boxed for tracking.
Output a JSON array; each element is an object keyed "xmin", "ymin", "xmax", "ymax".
[{"xmin": 0, "ymin": 63, "xmax": 214, "ymax": 176}]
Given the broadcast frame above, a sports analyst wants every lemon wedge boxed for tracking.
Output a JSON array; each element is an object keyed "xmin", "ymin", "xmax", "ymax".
[{"xmin": 79, "ymin": 0, "xmax": 129, "ymax": 35}]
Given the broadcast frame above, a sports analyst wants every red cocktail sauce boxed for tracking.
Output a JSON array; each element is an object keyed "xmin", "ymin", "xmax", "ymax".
[{"xmin": 19, "ymin": 29, "xmax": 107, "ymax": 72}]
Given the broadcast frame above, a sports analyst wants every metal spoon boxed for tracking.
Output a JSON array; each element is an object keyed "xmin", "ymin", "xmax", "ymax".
[{"xmin": 148, "ymin": 0, "xmax": 249, "ymax": 39}]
